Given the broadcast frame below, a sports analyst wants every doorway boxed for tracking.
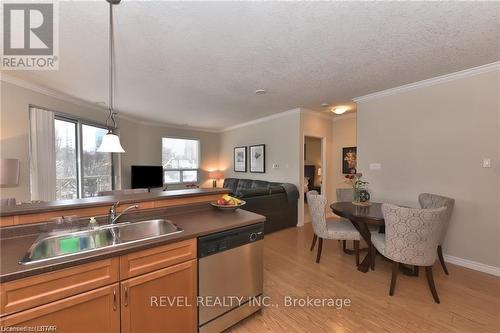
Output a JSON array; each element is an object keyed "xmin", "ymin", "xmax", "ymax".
[{"xmin": 303, "ymin": 135, "xmax": 325, "ymax": 224}]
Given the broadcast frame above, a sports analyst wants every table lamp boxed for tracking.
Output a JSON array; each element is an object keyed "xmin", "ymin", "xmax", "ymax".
[{"xmin": 208, "ymin": 171, "xmax": 224, "ymax": 188}]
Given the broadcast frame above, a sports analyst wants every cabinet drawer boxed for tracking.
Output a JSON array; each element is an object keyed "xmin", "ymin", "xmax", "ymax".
[
  {"xmin": 0, "ymin": 283, "xmax": 120, "ymax": 333},
  {"xmin": 0, "ymin": 258, "xmax": 119, "ymax": 316},
  {"xmin": 120, "ymin": 239, "xmax": 196, "ymax": 279}
]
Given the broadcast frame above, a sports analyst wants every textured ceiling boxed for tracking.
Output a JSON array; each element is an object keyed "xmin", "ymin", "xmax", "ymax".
[{"xmin": 7, "ymin": 1, "xmax": 500, "ymax": 130}]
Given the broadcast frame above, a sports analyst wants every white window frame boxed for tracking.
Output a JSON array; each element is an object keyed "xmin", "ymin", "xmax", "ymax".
[{"xmin": 162, "ymin": 137, "xmax": 200, "ymax": 185}]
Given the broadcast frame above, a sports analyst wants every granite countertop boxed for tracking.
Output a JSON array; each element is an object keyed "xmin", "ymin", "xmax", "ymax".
[
  {"xmin": 0, "ymin": 188, "xmax": 229, "ymax": 217},
  {"xmin": 0, "ymin": 205, "xmax": 265, "ymax": 283}
]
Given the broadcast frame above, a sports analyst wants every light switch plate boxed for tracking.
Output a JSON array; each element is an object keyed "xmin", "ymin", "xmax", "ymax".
[
  {"xmin": 369, "ymin": 163, "xmax": 382, "ymax": 170},
  {"xmin": 482, "ymin": 158, "xmax": 492, "ymax": 168}
]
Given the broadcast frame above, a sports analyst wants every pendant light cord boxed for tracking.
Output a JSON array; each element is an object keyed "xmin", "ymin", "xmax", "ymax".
[{"xmin": 106, "ymin": 0, "xmax": 117, "ymax": 131}]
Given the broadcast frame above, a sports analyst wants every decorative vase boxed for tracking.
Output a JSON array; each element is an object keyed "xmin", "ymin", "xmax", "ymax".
[{"xmin": 352, "ymin": 188, "xmax": 371, "ymax": 206}]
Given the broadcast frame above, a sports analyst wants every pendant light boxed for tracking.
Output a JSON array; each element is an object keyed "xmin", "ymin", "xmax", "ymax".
[{"xmin": 98, "ymin": 0, "xmax": 125, "ymax": 153}]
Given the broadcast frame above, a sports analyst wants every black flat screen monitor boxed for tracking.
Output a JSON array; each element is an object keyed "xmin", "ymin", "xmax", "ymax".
[{"xmin": 131, "ymin": 165, "xmax": 163, "ymax": 189}]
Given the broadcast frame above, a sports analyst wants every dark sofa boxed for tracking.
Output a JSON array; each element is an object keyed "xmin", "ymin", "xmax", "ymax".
[{"xmin": 223, "ymin": 178, "xmax": 299, "ymax": 234}]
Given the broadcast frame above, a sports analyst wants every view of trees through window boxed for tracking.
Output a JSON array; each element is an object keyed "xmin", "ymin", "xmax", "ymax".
[
  {"xmin": 55, "ymin": 119, "xmax": 77, "ymax": 200},
  {"xmin": 162, "ymin": 138, "xmax": 199, "ymax": 184},
  {"xmin": 54, "ymin": 118, "xmax": 112, "ymax": 200}
]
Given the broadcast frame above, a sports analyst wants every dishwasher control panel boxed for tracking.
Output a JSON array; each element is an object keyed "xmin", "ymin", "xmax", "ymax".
[{"xmin": 197, "ymin": 223, "xmax": 264, "ymax": 258}]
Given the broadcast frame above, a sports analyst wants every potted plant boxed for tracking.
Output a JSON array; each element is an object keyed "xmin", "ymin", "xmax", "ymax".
[{"xmin": 345, "ymin": 172, "xmax": 370, "ymax": 205}]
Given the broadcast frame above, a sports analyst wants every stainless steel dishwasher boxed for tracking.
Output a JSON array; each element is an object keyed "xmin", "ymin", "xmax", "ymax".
[{"xmin": 198, "ymin": 223, "xmax": 264, "ymax": 333}]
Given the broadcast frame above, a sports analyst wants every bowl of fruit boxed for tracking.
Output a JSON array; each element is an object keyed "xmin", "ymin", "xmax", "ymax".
[{"xmin": 210, "ymin": 195, "xmax": 246, "ymax": 212}]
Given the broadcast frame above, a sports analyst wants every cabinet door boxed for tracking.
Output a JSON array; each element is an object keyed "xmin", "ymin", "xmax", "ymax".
[
  {"xmin": 0, "ymin": 284, "xmax": 120, "ymax": 333},
  {"xmin": 121, "ymin": 259, "xmax": 197, "ymax": 333}
]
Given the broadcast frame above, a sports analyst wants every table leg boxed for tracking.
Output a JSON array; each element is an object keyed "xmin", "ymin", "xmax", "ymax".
[{"xmin": 349, "ymin": 220, "xmax": 372, "ymax": 273}]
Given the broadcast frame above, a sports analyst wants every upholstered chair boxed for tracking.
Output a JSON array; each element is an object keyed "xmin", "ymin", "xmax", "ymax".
[
  {"xmin": 336, "ymin": 188, "xmax": 354, "ymax": 202},
  {"xmin": 418, "ymin": 193, "xmax": 455, "ymax": 275},
  {"xmin": 307, "ymin": 191, "xmax": 361, "ymax": 265},
  {"xmin": 372, "ymin": 204, "xmax": 447, "ymax": 303}
]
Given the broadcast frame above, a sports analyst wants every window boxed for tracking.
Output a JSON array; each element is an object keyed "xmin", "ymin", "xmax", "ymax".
[
  {"xmin": 54, "ymin": 116, "xmax": 113, "ymax": 199},
  {"xmin": 55, "ymin": 119, "xmax": 78, "ymax": 200},
  {"xmin": 81, "ymin": 124, "xmax": 113, "ymax": 197},
  {"xmin": 162, "ymin": 138, "xmax": 199, "ymax": 184}
]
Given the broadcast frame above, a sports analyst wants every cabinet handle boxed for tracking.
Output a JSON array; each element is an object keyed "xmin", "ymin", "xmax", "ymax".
[
  {"xmin": 113, "ymin": 289, "xmax": 117, "ymax": 310},
  {"xmin": 124, "ymin": 287, "xmax": 128, "ymax": 307}
]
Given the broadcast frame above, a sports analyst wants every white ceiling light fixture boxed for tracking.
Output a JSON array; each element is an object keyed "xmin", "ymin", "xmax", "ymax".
[
  {"xmin": 255, "ymin": 89, "xmax": 267, "ymax": 95},
  {"xmin": 332, "ymin": 106, "xmax": 348, "ymax": 115},
  {"xmin": 98, "ymin": 0, "xmax": 125, "ymax": 153}
]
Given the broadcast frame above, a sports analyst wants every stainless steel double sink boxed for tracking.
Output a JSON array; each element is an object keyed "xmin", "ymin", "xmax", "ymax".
[{"xmin": 19, "ymin": 219, "xmax": 183, "ymax": 265}]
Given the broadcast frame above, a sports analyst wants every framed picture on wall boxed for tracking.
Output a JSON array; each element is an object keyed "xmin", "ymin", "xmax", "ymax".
[
  {"xmin": 234, "ymin": 147, "xmax": 247, "ymax": 172},
  {"xmin": 342, "ymin": 146, "xmax": 357, "ymax": 174},
  {"xmin": 250, "ymin": 144, "xmax": 266, "ymax": 173}
]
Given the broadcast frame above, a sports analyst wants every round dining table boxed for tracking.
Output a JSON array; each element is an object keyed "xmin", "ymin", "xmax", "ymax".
[{"xmin": 330, "ymin": 202, "xmax": 384, "ymax": 273}]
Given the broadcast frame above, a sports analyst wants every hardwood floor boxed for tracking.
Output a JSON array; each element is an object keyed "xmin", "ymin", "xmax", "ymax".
[{"xmin": 230, "ymin": 223, "xmax": 500, "ymax": 333}]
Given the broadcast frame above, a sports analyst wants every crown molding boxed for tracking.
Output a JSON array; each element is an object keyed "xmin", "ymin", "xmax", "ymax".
[
  {"xmin": 0, "ymin": 73, "xmax": 221, "ymax": 134},
  {"xmin": 353, "ymin": 61, "xmax": 500, "ymax": 103},
  {"xmin": 332, "ymin": 112, "xmax": 357, "ymax": 122},
  {"xmin": 221, "ymin": 108, "xmax": 301, "ymax": 132}
]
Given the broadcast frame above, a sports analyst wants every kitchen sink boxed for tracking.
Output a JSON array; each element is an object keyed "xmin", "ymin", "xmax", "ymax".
[{"xmin": 19, "ymin": 219, "xmax": 183, "ymax": 265}]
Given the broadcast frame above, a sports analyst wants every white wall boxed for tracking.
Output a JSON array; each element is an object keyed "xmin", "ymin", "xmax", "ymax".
[
  {"xmin": 219, "ymin": 109, "xmax": 301, "ymax": 186},
  {"xmin": 0, "ymin": 81, "xmax": 220, "ymax": 201},
  {"xmin": 357, "ymin": 68, "xmax": 500, "ymax": 268},
  {"xmin": 332, "ymin": 115, "xmax": 357, "ymax": 199}
]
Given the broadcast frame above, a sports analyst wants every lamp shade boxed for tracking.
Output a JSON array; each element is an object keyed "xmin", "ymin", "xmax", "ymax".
[
  {"xmin": 209, "ymin": 171, "xmax": 224, "ymax": 180},
  {"xmin": 97, "ymin": 133, "xmax": 125, "ymax": 153},
  {"xmin": 0, "ymin": 158, "xmax": 20, "ymax": 186}
]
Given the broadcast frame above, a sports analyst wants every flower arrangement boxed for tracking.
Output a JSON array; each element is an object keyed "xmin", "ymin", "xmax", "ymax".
[{"xmin": 345, "ymin": 172, "xmax": 370, "ymax": 204}]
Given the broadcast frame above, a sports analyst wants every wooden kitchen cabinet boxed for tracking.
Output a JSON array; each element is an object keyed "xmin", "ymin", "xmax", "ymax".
[
  {"xmin": 121, "ymin": 259, "xmax": 197, "ymax": 333},
  {"xmin": 0, "ymin": 283, "xmax": 120, "ymax": 333}
]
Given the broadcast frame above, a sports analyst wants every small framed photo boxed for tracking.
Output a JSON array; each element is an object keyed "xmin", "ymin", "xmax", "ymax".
[
  {"xmin": 342, "ymin": 146, "xmax": 357, "ymax": 174},
  {"xmin": 250, "ymin": 144, "xmax": 266, "ymax": 173},
  {"xmin": 234, "ymin": 147, "xmax": 247, "ymax": 172}
]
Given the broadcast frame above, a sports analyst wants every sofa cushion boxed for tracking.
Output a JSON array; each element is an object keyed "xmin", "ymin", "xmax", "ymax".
[
  {"xmin": 269, "ymin": 185, "xmax": 285, "ymax": 195},
  {"xmin": 251, "ymin": 180, "xmax": 271, "ymax": 189},
  {"xmin": 236, "ymin": 179, "xmax": 253, "ymax": 192},
  {"xmin": 223, "ymin": 178, "xmax": 239, "ymax": 193},
  {"xmin": 235, "ymin": 188, "xmax": 270, "ymax": 198}
]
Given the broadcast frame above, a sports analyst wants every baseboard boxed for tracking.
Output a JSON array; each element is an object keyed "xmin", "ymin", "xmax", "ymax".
[{"xmin": 443, "ymin": 254, "xmax": 500, "ymax": 277}]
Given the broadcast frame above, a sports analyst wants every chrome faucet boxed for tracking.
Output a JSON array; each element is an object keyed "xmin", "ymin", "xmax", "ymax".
[{"xmin": 109, "ymin": 201, "xmax": 139, "ymax": 224}]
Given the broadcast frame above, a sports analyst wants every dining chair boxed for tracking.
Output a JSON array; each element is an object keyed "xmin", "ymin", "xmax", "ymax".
[
  {"xmin": 334, "ymin": 188, "xmax": 365, "ymax": 252},
  {"xmin": 372, "ymin": 204, "xmax": 447, "ymax": 303},
  {"xmin": 418, "ymin": 193, "xmax": 455, "ymax": 275},
  {"xmin": 307, "ymin": 191, "xmax": 361, "ymax": 264}
]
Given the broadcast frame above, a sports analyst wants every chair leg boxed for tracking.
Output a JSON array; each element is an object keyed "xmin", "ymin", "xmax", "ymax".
[
  {"xmin": 354, "ymin": 240, "xmax": 360, "ymax": 266},
  {"xmin": 310, "ymin": 234, "xmax": 317, "ymax": 251},
  {"xmin": 413, "ymin": 266, "xmax": 419, "ymax": 277},
  {"xmin": 425, "ymin": 266, "xmax": 440, "ymax": 304},
  {"xmin": 342, "ymin": 240, "xmax": 347, "ymax": 252},
  {"xmin": 316, "ymin": 238, "xmax": 323, "ymax": 263},
  {"xmin": 370, "ymin": 244, "xmax": 376, "ymax": 270},
  {"xmin": 437, "ymin": 245, "xmax": 449, "ymax": 275},
  {"xmin": 390, "ymin": 262, "xmax": 399, "ymax": 296}
]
